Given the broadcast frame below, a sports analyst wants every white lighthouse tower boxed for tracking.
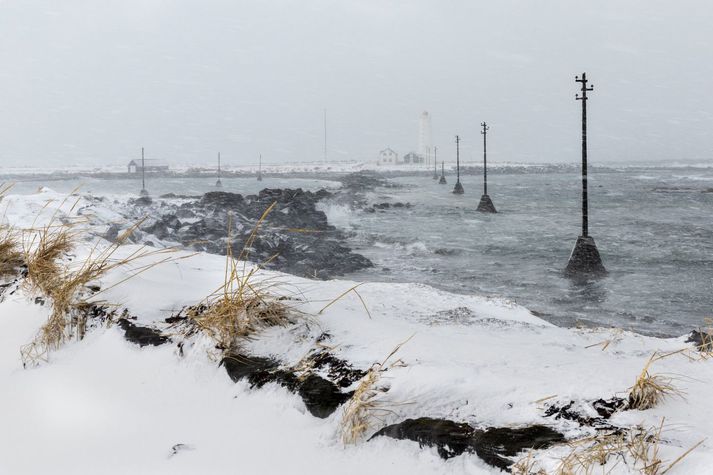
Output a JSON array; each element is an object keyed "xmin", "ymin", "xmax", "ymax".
[{"xmin": 418, "ymin": 111, "xmax": 432, "ymax": 164}]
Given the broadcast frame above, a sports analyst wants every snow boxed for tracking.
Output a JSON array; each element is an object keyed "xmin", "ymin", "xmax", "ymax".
[{"xmin": 1, "ymin": 189, "xmax": 713, "ymax": 474}]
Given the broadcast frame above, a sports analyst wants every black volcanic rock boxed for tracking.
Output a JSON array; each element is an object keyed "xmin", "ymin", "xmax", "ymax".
[
  {"xmin": 371, "ymin": 418, "xmax": 564, "ymax": 470},
  {"xmin": 143, "ymin": 214, "xmax": 182, "ymax": 240},
  {"xmin": 136, "ymin": 188, "xmax": 372, "ymax": 279},
  {"xmin": 200, "ymin": 191, "xmax": 245, "ymax": 208},
  {"xmin": 339, "ymin": 171, "xmax": 394, "ymax": 192},
  {"xmin": 371, "ymin": 418, "xmax": 476, "ymax": 459},
  {"xmin": 221, "ymin": 353, "xmax": 353, "ymax": 419},
  {"xmin": 116, "ymin": 319, "xmax": 169, "ymax": 347}
]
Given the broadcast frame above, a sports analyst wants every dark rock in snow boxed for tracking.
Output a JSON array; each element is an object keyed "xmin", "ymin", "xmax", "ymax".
[
  {"xmin": 221, "ymin": 353, "xmax": 354, "ymax": 418},
  {"xmin": 371, "ymin": 418, "xmax": 476, "ymax": 459},
  {"xmin": 200, "ymin": 191, "xmax": 245, "ymax": 209},
  {"xmin": 143, "ymin": 214, "xmax": 182, "ymax": 240},
  {"xmin": 544, "ymin": 397, "xmax": 627, "ymax": 430},
  {"xmin": 686, "ymin": 329, "xmax": 713, "ymax": 352},
  {"xmin": 473, "ymin": 425, "xmax": 565, "ymax": 470},
  {"xmin": 308, "ymin": 351, "xmax": 367, "ymax": 388},
  {"xmin": 371, "ymin": 417, "xmax": 564, "ymax": 469},
  {"xmin": 592, "ymin": 397, "xmax": 628, "ymax": 418},
  {"xmin": 116, "ymin": 318, "xmax": 169, "ymax": 347},
  {"xmin": 164, "ymin": 315, "xmax": 187, "ymax": 324},
  {"xmin": 221, "ymin": 354, "xmax": 280, "ymax": 384},
  {"xmin": 104, "ymin": 223, "xmax": 122, "ymax": 243},
  {"xmin": 297, "ymin": 374, "xmax": 354, "ymax": 418}
]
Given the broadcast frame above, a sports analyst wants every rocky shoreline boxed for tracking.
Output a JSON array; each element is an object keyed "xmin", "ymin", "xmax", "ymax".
[{"xmin": 104, "ymin": 172, "xmax": 407, "ymax": 279}]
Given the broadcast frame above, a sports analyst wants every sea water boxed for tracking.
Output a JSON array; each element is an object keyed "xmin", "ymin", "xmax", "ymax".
[{"xmin": 337, "ymin": 167, "xmax": 713, "ymax": 337}]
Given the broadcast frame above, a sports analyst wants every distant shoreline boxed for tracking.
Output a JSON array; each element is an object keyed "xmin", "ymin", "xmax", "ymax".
[{"xmin": 4, "ymin": 162, "xmax": 707, "ymax": 183}]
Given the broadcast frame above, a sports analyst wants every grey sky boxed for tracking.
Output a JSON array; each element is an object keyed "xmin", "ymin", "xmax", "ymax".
[{"xmin": 1, "ymin": 0, "xmax": 712, "ymax": 168}]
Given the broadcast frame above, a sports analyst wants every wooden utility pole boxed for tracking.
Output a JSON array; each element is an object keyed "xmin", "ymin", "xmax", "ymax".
[
  {"xmin": 476, "ymin": 122, "xmax": 497, "ymax": 212},
  {"xmin": 452, "ymin": 135, "xmax": 464, "ymax": 194},
  {"xmin": 576, "ymin": 73, "xmax": 593, "ymax": 237},
  {"xmin": 257, "ymin": 153, "xmax": 263, "ymax": 181},
  {"xmin": 565, "ymin": 72, "xmax": 606, "ymax": 277},
  {"xmin": 439, "ymin": 161, "xmax": 447, "ymax": 184},
  {"xmin": 433, "ymin": 146, "xmax": 439, "ymax": 179}
]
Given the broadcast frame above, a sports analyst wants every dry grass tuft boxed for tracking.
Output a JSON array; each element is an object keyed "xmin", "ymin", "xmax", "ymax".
[
  {"xmin": 20, "ymin": 193, "xmax": 85, "ymax": 294},
  {"xmin": 0, "ymin": 182, "xmax": 22, "ymax": 277},
  {"xmin": 0, "ymin": 226, "xmax": 23, "ymax": 278},
  {"xmin": 555, "ymin": 420, "xmax": 703, "ymax": 475},
  {"xmin": 628, "ymin": 352, "xmax": 683, "ymax": 411},
  {"xmin": 187, "ymin": 288, "xmax": 291, "ymax": 350},
  {"xmin": 512, "ymin": 450, "xmax": 547, "ymax": 475},
  {"xmin": 23, "ymin": 222, "xmax": 76, "ymax": 295},
  {"xmin": 185, "ymin": 203, "xmax": 297, "ymax": 352},
  {"xmin": 556, "ymin": 432, "xmax": 625, "ymax": 474},
  {"xmin": 20, "ymin": 216, "xmax": 181, "ymax": 366},
  {"xmin": 340, "ymin": 336, "xmax": 411, "ymax": 445}
]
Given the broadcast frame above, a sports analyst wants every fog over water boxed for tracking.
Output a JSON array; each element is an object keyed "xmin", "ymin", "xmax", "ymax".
[{"xmin": 1, "ymin": 0, "xmax": 713, "ymax": 168}]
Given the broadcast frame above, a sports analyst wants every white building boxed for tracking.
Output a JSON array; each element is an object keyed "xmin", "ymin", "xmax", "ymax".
[{"xmin": 378, "ymin": 147, "xmax": 399, "ymax": 165}]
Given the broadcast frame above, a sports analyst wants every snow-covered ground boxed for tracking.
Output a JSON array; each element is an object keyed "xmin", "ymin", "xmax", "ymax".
[{"xmin": 1, "ymin": 188, "xmax": 712, "ymax": 474}]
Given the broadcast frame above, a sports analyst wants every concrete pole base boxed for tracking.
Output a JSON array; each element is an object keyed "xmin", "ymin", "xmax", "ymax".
[
  {"xmin": 139, "ymin": 188, "xmax": 149, "ymax": 197},
  {"xmin": 476, "ymin": 194, "xmax": 497, "ymax": 213},
  {"xmin": 438, "ymin": 175, "xmax": 447, "ymax": 184},
  {"xmin": 453, "ymin": 181, "xmax": 464, "ymax": 194},
  {"xmin": 216, "ymin": 179, "xmax": 223, "ymax": 188},
  {"xmin": 565, "ymin": 235, "xmax": 606, "ymax": 277},
  {"xmin": 257, "ymin": 174, "xmax": 263, "ymax": 182}
]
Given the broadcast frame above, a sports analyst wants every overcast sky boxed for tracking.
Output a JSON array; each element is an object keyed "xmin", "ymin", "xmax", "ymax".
[{"xmin": 1, "ymin": 0, "xmax": 712, "ymax": 168}]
